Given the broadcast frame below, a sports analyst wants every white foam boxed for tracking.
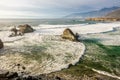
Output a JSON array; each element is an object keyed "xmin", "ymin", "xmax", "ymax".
[
  {"xmin": 0, "ymin": 22, "xmax": 120, "ymax": 74},
  {"xmin": 0, "ymin": 22, "xmax": 120, "ymax": 44},
  {"xmin": 34, "ymin": 22, "xmax": 120, "ymax": 35},
  {"xmin": 0, "ymin": 36, "xmax": 85, "ymax": 75}
]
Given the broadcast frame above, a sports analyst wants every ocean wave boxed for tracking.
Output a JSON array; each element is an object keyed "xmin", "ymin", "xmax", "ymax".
[{"xmin": 0, "ymin": 35, "xmax": 85, "ymax": 75}]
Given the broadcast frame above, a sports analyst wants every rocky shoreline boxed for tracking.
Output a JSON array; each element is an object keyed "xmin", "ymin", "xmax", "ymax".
[
  {"xmin": 0, "ymin": 68, "xmax": 120, "ymax": 80},
  {"xmin": 0, "ymin": 23, "xmax": 120, "ymax": 80},
  {"xmin": 0, "ymin": 70, "xmax": 64, "ymax": 80},
  {"xmin": 86, "ymin": 17, "xmax": 120, "ymax": 21}
]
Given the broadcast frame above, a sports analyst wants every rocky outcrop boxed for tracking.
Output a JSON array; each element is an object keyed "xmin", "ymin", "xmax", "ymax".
[
  {"xmin": 61, "ymin": 28, "xmax": 78, "ymax": 41},
  {"xmin": 0, "ymin": 70, "xmax": 63, "ymax": 80},
  {"xmin": 9, "ymin": 24, "xmax": 34, "ymax": 37},
  {"xmin": 10, "ymin": 27, "xmax": 18, "ymax": 35},
  {"xmin": 86, "ymin": 17, "xmax": 120, "ymax": 21},
  {"xmin": 18, "ymin": 24, "xmax": 34, "ymax": 33},
  {"xmin": 0, "ymin": 39, "xmax": 3, "ymax": 49},
  {"xmin": 9, "ymin": 27, "xmax": 18, "ymax": 37},
  {"xmin": 0, "ymin": 70, "xmax": 18, "ymax": 80}
]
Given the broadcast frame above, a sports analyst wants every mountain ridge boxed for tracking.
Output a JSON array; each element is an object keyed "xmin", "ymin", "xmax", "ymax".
[
  {"xmin": 65, "ymin": 6, "xmax": 120, "ymax": 18},
  {"xmin": 105, "ymin": 8, "xmax": 120, "ymax": 18}
]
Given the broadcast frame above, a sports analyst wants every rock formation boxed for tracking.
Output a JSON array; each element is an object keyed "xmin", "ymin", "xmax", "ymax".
[
  {"xmin": 18, "ymin": 24, "xmax": 34, "ymax": 33},
  {"xmin": 86, "ymin": 17, "xmax": 120, "ymax": 21},
  {"xmin": 0, "ymin": 70, "xmax": 63, "ymax": 80},
  {"xmin": 9, "ymin": 27, "xmax": 18, "ymax": 37},
  {"xmin": 0, "ymin": 39, "xmax": 3, "ymax": 49},
  {"xmin": 9, "ymin": 24, "xmax": 34, "ymax": 37},
  {"xmin": 61, "ymin": 28, "xmax": 78, "ymax": 41}
]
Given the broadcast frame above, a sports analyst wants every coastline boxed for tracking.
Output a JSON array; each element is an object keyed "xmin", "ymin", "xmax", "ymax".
[{"xmin": 0, "ymin": 22, "xmax": 120, "ymax": 79}]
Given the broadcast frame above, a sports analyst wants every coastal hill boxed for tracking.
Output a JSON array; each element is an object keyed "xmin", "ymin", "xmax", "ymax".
[
  {"xmin": 105, "ymin": 8, "xmax": 120, "ymax": 18},
  {"xmin": 65, "ymin": 6, "xmax": 120, "ymax": 18},
  {"xmin": 86, "ymin": 9, "xmax": 120, "ymax": 21}
]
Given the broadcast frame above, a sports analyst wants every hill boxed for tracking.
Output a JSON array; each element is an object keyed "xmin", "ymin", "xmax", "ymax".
[
  {"xmin": 105, "ymin": 9, "xmax": 120, "ymax": 18},
  {"xmin": 65, "ymin": 6, "xmax": 120, "ymax": 18}
]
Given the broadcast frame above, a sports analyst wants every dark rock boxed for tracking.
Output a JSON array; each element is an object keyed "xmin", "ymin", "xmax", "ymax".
[
  {"xmin": 68, "ymin": 64, "xmax": 73, "ymax": 68},
  {"xmin": 0, "ymin": 39, "xmax": 4, "ymax": 49},
  {"xmin": 16, "ymin": 64, "xmax": 21, "ymax": 66},
  {"xmin": 55, "ymin": 76, "xmax": 61, "ymax": 80},
  {"xmin": 24, "ymin": 76, "xmax": 38, "ymax": 80},
  {"xmin": 22, "ymin": 66, "xmax": 26, "ymax": 70},
  {"xmin": 8, "ymin": 34, "xmax": 15, "ymax": 37},
  {"xmin": 6, "ymin": 72, "xmax": 18, "ymax": 79},
  {"xmin": 0, "ymin": 70, "xmax": 9, "ymax": 78},
  {"xmin": 15, "ymin": 77, "xmax": 21, "ymax": 80},
  {"xmin": 75, "ymin": 33, "xmax": 79, "ymax": 41},
  {"xmin": 26, "ymin": 76, "xmax": 33, "ymax": 80},
  {"xmin": 18, "ymin": 24, "xmax": 34, "ymax": 33},
  {"xmin": 0, "ymin": 78, "xmax": 8, "ymax": 80},
  {"xmin": 10, "ymin": 27, "xmax": 18, "ymax": 36},
  {"xmin": 0, "ymin": 71, "xmax": 64, "ymax": 80},
  {"xmin": 9, "ymin": 27, "xmax": 19, "ymax": 37}
]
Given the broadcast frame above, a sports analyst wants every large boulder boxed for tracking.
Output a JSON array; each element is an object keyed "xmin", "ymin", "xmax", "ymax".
[
  {"xmin": 18, "ymin": 24, "xmax": 34, "ymax": 33},
  {"xmin": 0, "ymin": 39, "xmax": 3, "ymax": 49},
  {"xmin": 61, "ymin": 28, "xmax": 77, "ymax": 41}
]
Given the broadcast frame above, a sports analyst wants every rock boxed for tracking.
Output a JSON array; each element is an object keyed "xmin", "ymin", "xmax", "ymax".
[
  {"xmin": 0, "ymin": 39, "xmax": 4, "ymax": 49},
  {"xmin": 61, "ymin": 28, "xmax": 77, "ymax": 41},
  {"xmin": 22, "ymin": 66, "xmax": 26, "ymax": 70},
  {"xmin": 75, "ymin": 33, "xmax": 79, "ymax": 41},
  {"xmin": 0, "ymin": 70, "xmax": 9, "ymax": 78},
  {"xmin": 18, "ymin": 24, "xmax": 34, "ymax": 33},
  {"xmin": 55, "ymin": 76, "xmax": 61, "ymax": 80},
  {"xmin": 23, "ymin": 76, "xmax": 39, "ymax": 80},
  {"xmin": 86, "ymin": 17, "xmax": 120, "ymax": 21},
  {"xmin": 10, "ymin": 27, "xmax": 18, "ymax": 36},
  {"xmin": 9, "ymin": 27, "xmax": 19, "ymax": 37},
  {"xmin": 0, "ymin": 70, "xmax": 64, "ymax": 80},
  {"xmin": 6, "ymin": 72, "xmax": 18, "ymax": 79}
]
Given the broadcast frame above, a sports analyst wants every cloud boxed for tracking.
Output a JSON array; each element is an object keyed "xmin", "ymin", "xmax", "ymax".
[{"xmin": 0, "ymin": 0, "xmax": 120, "ymax": 18}]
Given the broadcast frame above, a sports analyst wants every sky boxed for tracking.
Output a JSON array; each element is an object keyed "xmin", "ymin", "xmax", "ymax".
[{"xmin": 0, "ymin": 0, "xmax": 120, "ymax": 18}]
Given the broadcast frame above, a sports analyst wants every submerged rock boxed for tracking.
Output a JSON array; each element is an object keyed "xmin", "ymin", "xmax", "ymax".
[
  {"xmin": 0, "ymin": 39, "xmax": 3, "ymax": 49},
  {"xmin": 18, "ymin": 24, "xmax": 34, "ymax": 33},
  {"xmin": 61, "ymin": 28, "xmax": 78, "ymax": 41}
]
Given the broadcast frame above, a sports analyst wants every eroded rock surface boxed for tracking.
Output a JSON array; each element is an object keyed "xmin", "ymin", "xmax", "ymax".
[
  {"xmin": 18, "ymin": 24, "xmax": 34, "ymax": 33},
  {"xmin": 61, "ymin": 28, "xmax": 78, "ymax": 41},
  {"xmin": 0, "ymin": 39, "xmax": 3, "ymax": 49}
]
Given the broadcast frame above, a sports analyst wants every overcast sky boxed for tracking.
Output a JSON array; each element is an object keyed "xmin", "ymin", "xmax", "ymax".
[{"xmin": 0, "ymin": 0, "xmax": 120, "ymax": 18}]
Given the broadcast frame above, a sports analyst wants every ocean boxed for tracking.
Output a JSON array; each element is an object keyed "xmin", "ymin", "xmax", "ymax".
[
  {"xmin": 0, "ymin": 18, "xmax": 120, "ymax": 75},
  {"xmin": 0, "ymin": 18, "xmax": 97, "ymax": 27}
]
